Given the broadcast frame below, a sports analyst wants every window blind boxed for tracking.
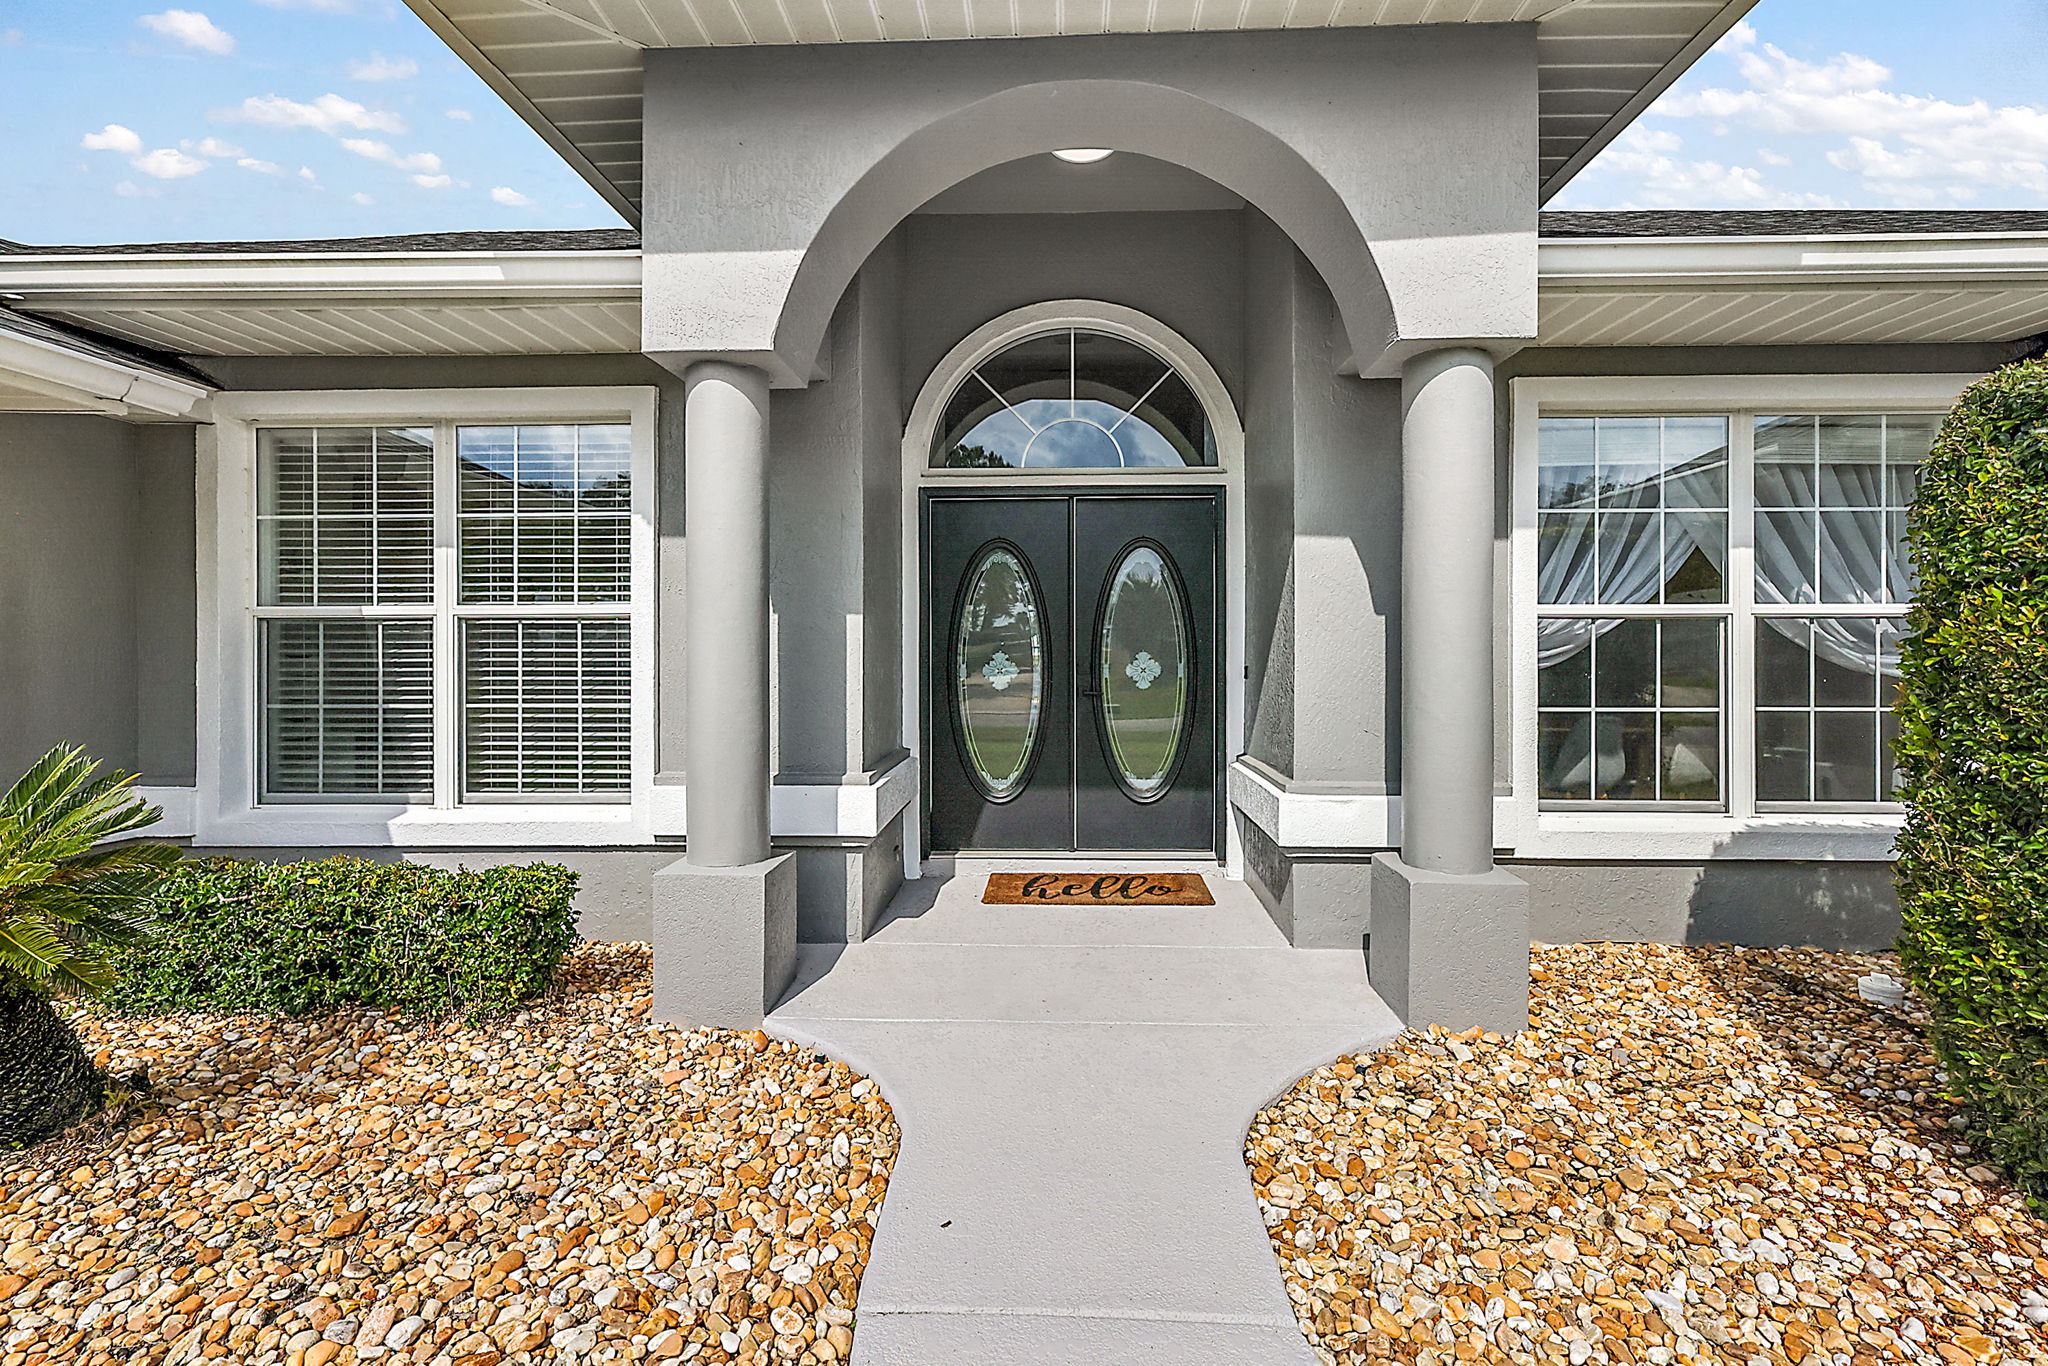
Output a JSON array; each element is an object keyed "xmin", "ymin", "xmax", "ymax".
[
  {"xmin": 463, "ymin": 618, "xmax": 631, "ymax": 795},
  {"xmin": 262, "ymin": 619, "xmax": 435, "ymax": 797},
  {"xmin": 457, "ymin": 424, "xmax": 631, "ymax": 603},
  {"xmin": 258, "ymin": 427, "xmax": 434, "ymax": 606}
]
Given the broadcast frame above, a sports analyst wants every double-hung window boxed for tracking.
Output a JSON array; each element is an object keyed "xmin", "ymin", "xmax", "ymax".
[
  {"xmin": 252, "ymin": 416, "xmax": 639, "ymax": 806},
  {"xmin": 1527, "ymin": 389, "xmax": 1944, "ymax": 817}
]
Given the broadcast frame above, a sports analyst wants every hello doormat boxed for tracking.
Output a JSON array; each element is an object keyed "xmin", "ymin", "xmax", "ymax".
[{"xmin": 981, "ymin": 872, "xmax": 1215, "ymax": 906}]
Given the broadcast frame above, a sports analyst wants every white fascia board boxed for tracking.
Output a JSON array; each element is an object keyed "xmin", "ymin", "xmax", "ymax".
[
  {"xmin": 0, "ymin": 328, "xmax": 210, "ymax": 418},
  {"xmin": 0, "ymin": 251, "xmax": 642, "ymax": 305},
  {"xmin": 1539, "ymin": 234, "xmax": 2048, "ymax": 289}
]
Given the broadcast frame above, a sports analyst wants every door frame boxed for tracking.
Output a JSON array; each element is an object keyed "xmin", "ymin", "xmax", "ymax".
[{"xmin": 899, "ymin": 301, "xmax": 1247, "ymax": 878}]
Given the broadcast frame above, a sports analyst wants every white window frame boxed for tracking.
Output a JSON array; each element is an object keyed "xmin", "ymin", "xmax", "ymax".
[
  {"xmin": 197, "ymin": 387, "xmax": 658, "ymax": 846},
  {"xmin": 1507, "ymin": 373, "xmax": 1980, "ymax": 862}
]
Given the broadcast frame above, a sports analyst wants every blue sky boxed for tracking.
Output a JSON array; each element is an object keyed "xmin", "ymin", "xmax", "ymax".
[{"xmin": 2, "ymin": 1, "xmax": 2045, "ymax": 245}]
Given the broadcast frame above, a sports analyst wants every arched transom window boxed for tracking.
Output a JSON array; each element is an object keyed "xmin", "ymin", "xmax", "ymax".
[{"xmin": 932, "ymin": 328, "xmax": 1216, "ymax": 470}]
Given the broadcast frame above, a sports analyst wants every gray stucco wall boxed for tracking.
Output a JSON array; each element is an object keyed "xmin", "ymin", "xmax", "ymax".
[
  {"xmin": 899, "ymin": 210, "xmax": 1246, "ymax": 408},
  {"xmin": 1241, "ymin": 214, "xmax": 1401, "ymax": 791},
  {"xmin": 641, "ymin": 25, "xmax": 1539, "ymax": 382},
  {"xmin": 1513, "ymin": 859, "xmax": 1900, "ymax": 952},
  {"xmin": 0, "ymin": 413, "xmax": 196, "ymax": 786}
]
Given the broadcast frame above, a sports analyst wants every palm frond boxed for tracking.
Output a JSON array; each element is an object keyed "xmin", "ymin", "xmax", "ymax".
[{"xmin": 0, "ymin": 746, "xmax": 175, "ymax": 1000}]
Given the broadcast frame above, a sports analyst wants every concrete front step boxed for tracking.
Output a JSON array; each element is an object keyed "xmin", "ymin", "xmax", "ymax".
[{"xmin": 767, "ymin": 865, "xmax": 1401, "ymax": 1366}]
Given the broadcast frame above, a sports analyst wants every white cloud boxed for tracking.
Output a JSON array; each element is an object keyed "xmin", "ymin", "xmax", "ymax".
[
  {"xmin": 237, "ymin": 157, "xmax": 282, "ymax": 174},
  {"xmin": 490, "ymin": 186, "xmax": 534, "ymax": 207},
  {"xmin": 339, "ymin": 137, "xmax": 442, "ymax": 174},
  {"xmin": 351, "ymin": 192, "xmax": 375, "ymax": 205},
  {"xmin": 1651, "ymin": 29, "xmax": 2048, "ymax": 200},
  {"xmin": 81, "ymin": 124, "xmax": 145, "ymax": 155},
  {"xmin": 297, "ymin": 166, "xmax": 317, "ymax": 181},
  {"xmin": 182, "ymin": 136, "xmax": 244, "ymax": 158},
  {"xmin": 139, "ymin": 10, "xmax": 236, "ymax": 55},
  {"xmin": 131, "ymin": 147, "xmax": 210, "ymax": 179},
  {"xmin": 1582, "ymin": 125, "xmax": 1839, "ymax": 210},
  {"xmin": 411, "ymin": 173, "xmax": 453, "ymax": 189},
  {"xmin": 220, "ymin": 93, "xmax": 404, "ymax": 135},
  {"xmin": 445, "ymin": 108, "xmax": 474, "ymax": 121},
  {"xmin": 347, "ymin": 53, "xmax": 418, "ymax": 82}
]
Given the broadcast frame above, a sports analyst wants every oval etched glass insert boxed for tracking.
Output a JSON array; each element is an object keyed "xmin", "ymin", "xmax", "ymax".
[
  {"xmin": 953, "ymin": 545, "xmax": 1044, "ymax": 800},
  {"xmin": 1099, "ymin": 545, "xmax": 1189, "ymax": 799}
]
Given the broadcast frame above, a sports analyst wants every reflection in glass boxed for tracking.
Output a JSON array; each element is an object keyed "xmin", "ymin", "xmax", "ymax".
[
  {"xmin": 457, "ymin": 424, "xmax": 631, "ymax": 604},
  {"xmin": 1537, "ymin": 617, "xmax": 1723, "ymax": 805},
  {"xmin": 1536, "ymin": 417, "xmax": 1729, "ymax": 627},
  {"xmin": 934, "ymin": 329, "xmax": 1213, "ymax": 469},
  {"xmin": 953, "ymin": 546, "xmax": 1044, "ymax": 799},
  {"xmin": 1754, "ymin": 413, "xmax": 1929, "ymax": 606},
  {"xmin": 1754, "ymin": 616, "xmax": 1905, "ymax": 804},
  {"xmin": 1098, "ymin": 546, "xmax": 1190, "ymax": 798}
]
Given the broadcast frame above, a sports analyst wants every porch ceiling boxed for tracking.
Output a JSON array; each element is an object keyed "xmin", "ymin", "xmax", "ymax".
[{"xmin": 401, "ymin": 0, "xmax": 1759, "ymax": 219}]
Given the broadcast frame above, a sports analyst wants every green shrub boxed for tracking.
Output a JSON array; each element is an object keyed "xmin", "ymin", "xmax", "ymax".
[
  {"xmin": 1895, "ymin": 356, "xmax": 2048, "ymax": 1212},
  {"xmin": 104, "ymin": 857, "xmax": 579, "ymax": 1019}
]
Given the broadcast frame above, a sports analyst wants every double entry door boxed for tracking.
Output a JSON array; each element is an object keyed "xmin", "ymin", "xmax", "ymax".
[{"xmin": 924, "ymin": 490, "xmax": 1219, "ymax": 854}]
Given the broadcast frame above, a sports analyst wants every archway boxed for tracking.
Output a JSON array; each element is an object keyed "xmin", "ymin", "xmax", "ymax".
[{"xmin": 773, "ymin": 80, "xmax": 1399, "ymax": 387}]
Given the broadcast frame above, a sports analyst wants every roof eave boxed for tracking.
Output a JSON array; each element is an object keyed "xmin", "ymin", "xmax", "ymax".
[
  {"xmin": 1537, "ymin": 0, "xmax": 1763, "ymax": 204},
  {"xmin": 403, "ymin": 0, "xmax": 643, "ymax": 227}
]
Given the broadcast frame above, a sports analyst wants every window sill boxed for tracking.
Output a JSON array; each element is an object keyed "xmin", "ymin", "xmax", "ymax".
[{"xmin": 193, "ymin": 803, "xmax": 656, "ymax": 848}]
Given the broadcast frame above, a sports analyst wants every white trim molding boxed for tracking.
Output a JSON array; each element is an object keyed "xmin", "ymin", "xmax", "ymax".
[
  {"xmin": 135, "ymin": 787, "xmax": 198, "ymax": 840},
  {"xmin": 1227, "ymin": 758, "xmax": 1517, "ymax": 851},
  {"xmin": 645, "ymin": 755, "xmax": 919, "ymax": 841},
  {"xmin": 1505, "ymin": 372, "xmax": 1974, "ymax": 864},
  {"xmin": 0, "ymin": 324, "xmax": 211, "ymax": 419}
]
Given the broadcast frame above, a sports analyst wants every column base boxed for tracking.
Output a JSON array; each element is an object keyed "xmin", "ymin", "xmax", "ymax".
[
  {"xmin": 652, "ymin": 854, "xmax": 797, "ymax": 1028},
  {"xmin": 1368, "ymin": 853, "xmax": 1531, "ymax": 1034}
]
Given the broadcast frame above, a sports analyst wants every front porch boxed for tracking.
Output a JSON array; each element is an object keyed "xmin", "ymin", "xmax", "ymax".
[{"xmin": 766, "ymin": 859, "xmax": 1401, "ymax": 1364}]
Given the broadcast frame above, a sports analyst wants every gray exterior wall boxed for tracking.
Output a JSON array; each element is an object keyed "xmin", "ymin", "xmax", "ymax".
[
  {"xmin": 1513, "ymin": 860, "xmax": 1901, "ymax": 952},
  {"xmin": 0, "ymin": 413, "xmax": 196, "ymax": 786}
]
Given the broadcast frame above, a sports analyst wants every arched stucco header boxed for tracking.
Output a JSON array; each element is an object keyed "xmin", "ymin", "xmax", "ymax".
[{"xmin": 641, "ymin": 27, "xmax": 1539, "ymax": 386}]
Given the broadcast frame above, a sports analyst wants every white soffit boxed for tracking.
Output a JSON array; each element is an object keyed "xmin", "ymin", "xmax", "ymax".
[
  {"xmin": 4, "ymin": 233, "xmax": 2043, "ymax": 358},
  {"xmin": 1538, "ymin": 233, "xmax": 2048, "ymax": 347},
  {"xmin": 402, "ymin": 0, "xmax": 1758, "ymax": 217},
  {"xmin": 0, "ymin": 250, "xmax": 643, "ymax": 357}
]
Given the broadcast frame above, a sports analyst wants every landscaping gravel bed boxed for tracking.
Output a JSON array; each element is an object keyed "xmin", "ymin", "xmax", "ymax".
[
  {"xmin": 1248, "ymin": 943, "xmax": 2048, "ymax": 1365},
  {"xmin": 0, "ymin": 943, "xmax": 898, "ymax": 1366}
]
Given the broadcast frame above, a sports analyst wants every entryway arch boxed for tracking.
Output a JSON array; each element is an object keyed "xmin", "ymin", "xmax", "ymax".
[{"xmin": 900, "ymin": 302, "xmax": 1247, "ymax": 872}]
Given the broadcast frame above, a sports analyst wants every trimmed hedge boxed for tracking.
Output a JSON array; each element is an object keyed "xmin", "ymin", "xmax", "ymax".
[
  {"xmin": 104, "ymin": 857, "xmax": 579, "ymax": 1019},
  {"xmin": 1895, "ymin": 356, "xmax": 2048, "ymax": 1213}
]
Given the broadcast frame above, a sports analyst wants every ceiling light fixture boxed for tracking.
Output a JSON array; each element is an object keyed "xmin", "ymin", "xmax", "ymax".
[{"xmin": 1052, "ymin": 148, "xmax": 1114, "ymax": 164}]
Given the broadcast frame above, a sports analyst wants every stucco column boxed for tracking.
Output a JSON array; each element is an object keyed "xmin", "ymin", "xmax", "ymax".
[
  {"xmin": 651, "ymin": 359, "xmax": 796, "ymax": 1028},
  {"xmin": 1398, "ymin": 346, "xmax": 1498, "ymax": 875},
  {"xmin": 684, "ymin": 360, "xmax": 773, "ymax": 867},
  {"xmin": 1369, "ymin": 345, "xmax": 1530, "ymax": 1035}
]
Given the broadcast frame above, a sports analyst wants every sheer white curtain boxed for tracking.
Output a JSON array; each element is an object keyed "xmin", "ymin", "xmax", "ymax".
[
  {"xmin": 1536, "ymin": 458, "xmax": 1728, "ymax": 666},
  {"xmin": 1753, "ymin": 457, "xmax": 1903, "ymax": 678},
  {"xmin": 1542, "ymin": 458, "xmax": 1903, "ymax": 678}
]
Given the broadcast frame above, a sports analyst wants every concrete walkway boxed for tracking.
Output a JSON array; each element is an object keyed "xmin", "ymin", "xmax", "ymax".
[{"xmin": 766, "ymin": 859, "xmax": 1403, "ymax": 1366}]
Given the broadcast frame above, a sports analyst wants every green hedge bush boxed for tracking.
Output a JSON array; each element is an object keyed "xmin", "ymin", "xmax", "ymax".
[
  {"xmin": 1895, "ymin": 356, "xmax": 2048, "ymax": 1212},
  {"xmin": 104, "ymin": 857, "xmax": 579, "ymax": 1019}
]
